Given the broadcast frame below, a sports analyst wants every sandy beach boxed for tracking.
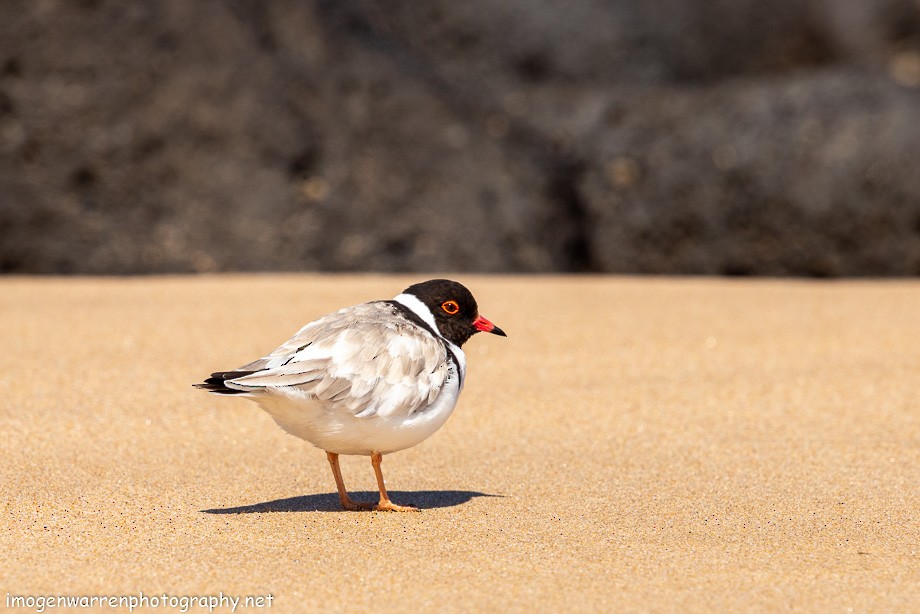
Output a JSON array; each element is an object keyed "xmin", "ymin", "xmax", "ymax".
[{"xmin": 1, "ymin": 275, "xmax": 917, "ymax": 612}]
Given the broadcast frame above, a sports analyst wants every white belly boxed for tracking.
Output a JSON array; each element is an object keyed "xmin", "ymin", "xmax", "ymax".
[{"xmin": 248, "ymin": 374, "xmax": 462, "ymax": 455}]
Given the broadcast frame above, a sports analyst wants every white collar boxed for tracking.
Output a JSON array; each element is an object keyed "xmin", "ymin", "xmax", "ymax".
[{"xmin": 392, "ymin": 292, "xmax": 439, "ymax": 332}]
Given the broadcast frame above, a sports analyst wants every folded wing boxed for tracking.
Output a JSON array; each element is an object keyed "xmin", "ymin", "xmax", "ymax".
[{"xmin": 217, "ymin": 302, "xmax": 450, "ymax": 418}]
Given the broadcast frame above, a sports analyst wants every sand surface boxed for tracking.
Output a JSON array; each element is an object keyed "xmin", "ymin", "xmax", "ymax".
[{"xmin": 1, "ymin": 275, "xmax": 918, "ymax": 612}]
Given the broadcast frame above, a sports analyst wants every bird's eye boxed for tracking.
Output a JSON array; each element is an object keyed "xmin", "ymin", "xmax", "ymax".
[{"xmin": 441, "ymin": 300, "xmax": 460, "ymax": 315}]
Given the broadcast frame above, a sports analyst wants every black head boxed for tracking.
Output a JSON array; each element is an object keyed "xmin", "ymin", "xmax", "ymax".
[{"xmin": 402, "ymin": 279, "xmax": 506, "ymax": 347}]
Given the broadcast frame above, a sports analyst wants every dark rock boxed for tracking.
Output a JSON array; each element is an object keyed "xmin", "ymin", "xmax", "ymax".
[
  {"xmin": 578, "ymin": 72, "xmax": 920, "ymax": 276},
  {"xmin": 1, "ymin": 0, "xmax": 919, "ymax": 275}
]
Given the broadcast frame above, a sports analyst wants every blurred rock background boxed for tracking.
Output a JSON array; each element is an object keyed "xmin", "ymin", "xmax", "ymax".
[{"xmin": 2, "ymin": 0, "xmax": 920, "ymax": 275}]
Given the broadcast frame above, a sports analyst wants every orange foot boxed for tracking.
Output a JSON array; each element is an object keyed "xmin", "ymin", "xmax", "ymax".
[
  {"xmin": 374, "ymin": 500, "xmax": 420, "ymax": 512},
  {"xmin": 339, "ymin": 497, "xmax": 375, "ymax": 512}
]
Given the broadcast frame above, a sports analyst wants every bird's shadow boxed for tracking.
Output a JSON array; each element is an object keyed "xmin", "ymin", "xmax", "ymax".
[{"xmin": 201, "ymin": 490, "xmax": 499, "ymax": 514}]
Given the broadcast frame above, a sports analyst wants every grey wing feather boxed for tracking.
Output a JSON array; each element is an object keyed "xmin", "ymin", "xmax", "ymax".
[{"xmin": 224, "ymin": 302, "xmax": 450, "ymax": 418}]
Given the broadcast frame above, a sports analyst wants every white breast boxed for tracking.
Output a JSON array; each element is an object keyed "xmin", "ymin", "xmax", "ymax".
[{"xmin": 253, "ymin": 354, "xmax": 463, "ymax": 455}]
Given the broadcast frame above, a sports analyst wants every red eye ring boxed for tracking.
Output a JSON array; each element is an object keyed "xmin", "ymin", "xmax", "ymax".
[{"xmin": 441, "ymin": 300, "xmax": 460, "ymax": 315}]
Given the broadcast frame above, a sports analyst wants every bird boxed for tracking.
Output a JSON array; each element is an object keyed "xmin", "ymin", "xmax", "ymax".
[{"xmin": 195, "ymin": 279, "xmax": 506, "ymax": 512}]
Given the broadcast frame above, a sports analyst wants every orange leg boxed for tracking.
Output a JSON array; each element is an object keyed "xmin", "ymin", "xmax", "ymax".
[
  {"xmin": 326, "ymin": 452, "xmax": 372, "ymax": 511},
  {"xmin": 371, "ymin": 451, "xmax": 419, "ymax": 512}
]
